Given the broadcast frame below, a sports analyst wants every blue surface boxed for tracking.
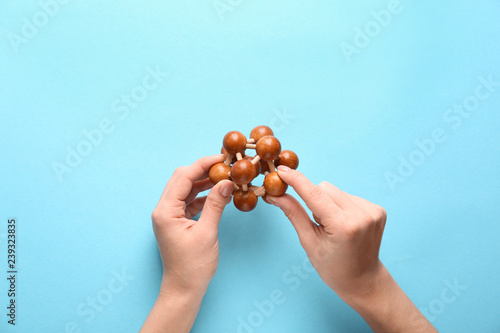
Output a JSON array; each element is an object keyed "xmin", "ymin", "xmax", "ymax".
[{"xmin": 1, "ymin": 1, "xmax": 499, "ymax": 332}]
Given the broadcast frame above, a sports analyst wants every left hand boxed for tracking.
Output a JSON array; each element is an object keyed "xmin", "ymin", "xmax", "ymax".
[{"xmin": 151, "ymin": 154, "xmax": 234, "ymax": 294}]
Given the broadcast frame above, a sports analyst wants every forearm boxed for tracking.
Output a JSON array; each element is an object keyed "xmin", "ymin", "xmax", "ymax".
[
  {"xmin": 140, "ymin": 280, "xmax": 206, "ymax": 333},
  {"xmin": 339, "ymin": 264, "xmax": 437, "ymax": 333}
]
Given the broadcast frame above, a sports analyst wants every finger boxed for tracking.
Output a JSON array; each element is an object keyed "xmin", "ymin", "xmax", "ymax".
[
  {"xmin": 197, "ymin": 180, "xmax": 233, "ymax": 233},
  {"xmin": 157, "ymin": 166, "xmax": 188, "ymax": 207},
  {"xmin": 164, "ymin": 154, "xmax": 225, "ymax": 203},
  {"xmin": 347, "ymin": 194, "xmax": 387, "ymax": 240},
  {"xmin": 185, "ymin": 196, "xmax": 207, "ymax": 219},
  {"xmin": 268, "ymin": 194, "xmax": 318, "ymax": 245},
  {"xmin": 317, "ymin": 182, "xmax": 358, "ymax": 210},
  {"xmin": 348, "ymin": 194, "xmax": 387, "ymax": 223},
  {"xmin": 276, "ymin": 166, "xmax": 340, "ymax": 218},
  {"xmin": 185, "ymin": 178, "xmax": 214, "ymax": 204}
]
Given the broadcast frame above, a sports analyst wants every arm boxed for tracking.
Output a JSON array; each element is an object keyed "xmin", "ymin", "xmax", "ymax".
[
  {"xmin": 343, "ymin": 264, "xmax": 434, "ymax": 332},
  {"xmin": 267, "ymin": 165, "xmax": 437, "ymax": 333},
  {"xmin": 140, "ymin": 154, "xmax": 234, "ymax": 333},
  {"xmin": 141, "ymin": 283, "xmax": 204, "ymax": 333}
]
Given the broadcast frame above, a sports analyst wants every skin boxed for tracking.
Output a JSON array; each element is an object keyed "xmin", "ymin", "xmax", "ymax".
[
  {"xmin": 140, "ymin": 154, "xmax": 233, "ymax": 333},
  {"xmin": 267, "ymin": 166, "xmax": 437, "ymax": 333},
  {"xmin": 141, "ymin": 156, "xmax": 437, "ymax": 333}
]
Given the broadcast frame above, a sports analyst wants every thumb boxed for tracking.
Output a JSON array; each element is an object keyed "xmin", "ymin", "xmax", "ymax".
[{"xmin": 198, "ymin": 180, "xmax": 233, "ymax": 232}]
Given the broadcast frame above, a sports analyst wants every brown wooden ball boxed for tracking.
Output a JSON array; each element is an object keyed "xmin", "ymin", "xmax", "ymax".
[
  {"xmin": 223, "ymin": 131, "xmax": 247, "ymax": 155},
  {"xmin": 250, "ymin": 125, "xmax": 274, "ymax": 142},
  {"xmin": 256, "ymin": 136, "xmax": 281, "ymax": 161},
  {"xmin": 233, "ymin": 189, "xmax": 258, "ymax": 212},
  {"xmin": 264, "ymin": 171, "xmax": 288, "ymax": 196},
  {"xmin": 275, "ymin": 150, "xmax": 299, "ymax": 170},
  {"xmin": 209, "ymin": 163, "xmax": 231, "ymax": 185},
  {"xmin": 244, "ymin": 156, "xmax": 261, "ymax": 177},
  {"xmin": 230, "ymin": 159, "xmax": 255, "ymax": 185}
]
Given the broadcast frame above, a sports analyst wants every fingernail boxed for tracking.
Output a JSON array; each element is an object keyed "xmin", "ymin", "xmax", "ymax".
[
  {"xmin": 277, "ymin": 165, "xmax": 291, "ymax": 172},
  {"xmin": 219, "ymin": 181, "xmax": 233, "ymax": 197}
]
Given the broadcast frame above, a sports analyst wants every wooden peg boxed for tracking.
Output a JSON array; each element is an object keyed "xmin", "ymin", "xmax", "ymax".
[
  {"xmin": 224, "ymin": 154, "xmax": 233, "ymax": 165},
  {"xmin": 246, "ymin": 144, "xmax": 256, "ymax": 149},
  {"xmin": 245, "ymin": 156, "xmax": 261, "ymax": 177},
  {"xmin": 247, "ymin": 138, "xmax": 256, "ymax": 144},
  {"xmin": 242, "ymin": 184, "xmax": 248, "ymax": 191},
  {"xmin": 251, "ymin": 155, "xmax": 261, "ymax": 165},
  {"xmin": 253, "ymin": 186, "xmax": 266, "ymax": 197},
  {"xmin": 236, "ymin": 152, "xmax": 243, "ymax": 160},
  {"xmin": 267, "ymin": 160, "xmax": 276, "ymax": 172}
]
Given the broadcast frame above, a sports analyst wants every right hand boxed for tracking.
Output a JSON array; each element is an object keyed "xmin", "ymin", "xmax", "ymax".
[{"xmin": 268, "ymin": 165, "xmax": 387, "ymax": 299}]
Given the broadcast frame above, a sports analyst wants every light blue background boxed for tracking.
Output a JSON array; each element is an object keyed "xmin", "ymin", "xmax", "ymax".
[{"xmin": 1, "ymin": 1, "xmax": 499, "ymax": 332}]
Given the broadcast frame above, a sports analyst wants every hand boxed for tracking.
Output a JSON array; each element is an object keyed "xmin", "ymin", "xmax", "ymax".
[
  {"xmin": 268, "ymin": 165, "xmax": 437, "ymax": 332},
  {"xmin": 151, "ymin": 154, "xmax": 234, "ymax": 294},
  {"xmin": 268, "ymin": 165, "xmax": 386, "ymax": 298},
  {"xmin": 141, "ymin": 155, "xmax": 234, "ymax": 333}
]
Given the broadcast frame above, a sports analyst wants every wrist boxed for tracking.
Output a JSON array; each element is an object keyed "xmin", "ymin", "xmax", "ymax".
[
  {"xmin": 340, "ymin": 264, "xmax": 396, "ymax": 330},
  {"xmin": 159, "ymin": 275, "xmax": 208, "ymax": 302},
  {"xmin": 337, "ymin": 263, "xmax": 434, "ymax": 332},
  {"xmin": 338, "ymin": 262, "xmax": 392, "ymax": 310},
  {"xmin": 142, "ymin": 275, "xmax": 207, "ymax": 333}
]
